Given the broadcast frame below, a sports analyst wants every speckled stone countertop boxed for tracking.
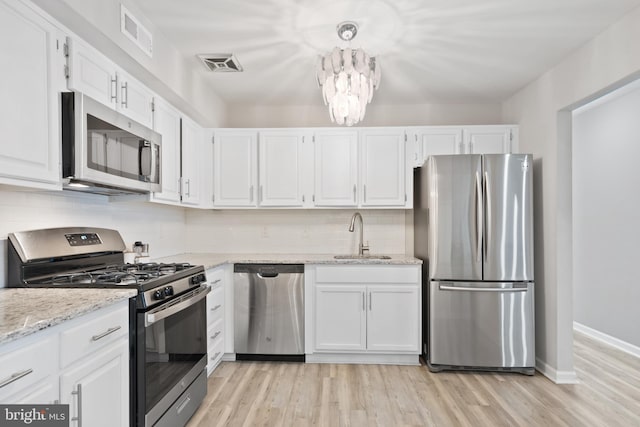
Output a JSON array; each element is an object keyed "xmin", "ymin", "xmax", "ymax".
[
  {"xmin": 154, "ymin": 253, "xmax": 422, "ymax": 270},
  {"xmin": 0, "ymin": 288, "xmax": 136, "ymax": 345}
]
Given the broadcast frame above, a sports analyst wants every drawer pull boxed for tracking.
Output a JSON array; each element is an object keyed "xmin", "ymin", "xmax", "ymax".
[
  {"xmin": 211, "ymin": 304, "xmax": 222, "ymax": 312},
  {"xmin": 0, "ymin": 368, "xmax": 33, "ymax": 389},
  {"xmin": 210, "ymin": 279, "xmax": 221, "ymax": 285},
  {"xmin": 211, "ymin": 352, "xmax": 221, "ymax": 361},
  {"xmin": 210, "ymin": 331, "xmax": 221, "ymax": 340},
  {"xmin": 91, "ymin": 326, "xmax": 121, "ymax": 341}
]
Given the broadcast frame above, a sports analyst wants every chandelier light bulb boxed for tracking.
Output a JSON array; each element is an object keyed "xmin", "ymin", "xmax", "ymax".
[{"xmin": 317, "ymin": 21, "xmax": 381, "ymax": 126}]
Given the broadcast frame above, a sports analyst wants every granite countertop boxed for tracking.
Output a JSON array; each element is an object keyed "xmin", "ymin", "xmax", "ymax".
[
  {"xmin": 0, "ymin": 288, "xmax": 136, "ymax": 345},
  {"xmin": 154, "ymin": 253, "xmax": 422, "ymax": 270}
]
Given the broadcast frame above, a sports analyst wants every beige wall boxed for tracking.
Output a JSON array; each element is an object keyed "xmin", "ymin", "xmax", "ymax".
[
  {"xmin": 502, "ymin": 5, "xmax": 640, "ymax": 382},
  {"xmin": 225, "ymin": 103, "xmax": 503, "ymax": 127}
]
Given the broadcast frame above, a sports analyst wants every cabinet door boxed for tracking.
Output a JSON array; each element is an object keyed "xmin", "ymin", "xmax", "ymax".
[
  {"xmin": 464, "ymin": 126, "xmax": 512, "ymax": 154},
  {"xmin": 259, "ymin": 130, "xmax": 307, "ymax": 207},
  {"xmin": 60, "ymin": 339, "xmax": 129, "ymax": 427},
  {"xmin": 181, "ymin": 116, "xmax": 202, "ymax": 206},
  {"xmin": 67, "ymin": 37, "xmax": 117, "ymax": 108},
  {"xmin": 314, "ymin": 285, "xmax": 366, "ymax": 351},
  {"xmin": 213, "ymin": 131, "xmax": 258, "ymax": 207},
  {"xmin": 10, "ymin": 377, "xmax": 59, "ymax": 404},
  {"xmin": 150, "ymin": 97, "xmax": 182, "ymax": 204},
  {"xmin": 313, "ymin": 130, "xmax": 358, "ymax": 207},
  {"xmin": 415, "ymin": 127, "xmax": 463, "ymax": 165},
  {"xmin": 0, "ymin": 0, "xmax": 61, "ymax": 187},
  {"xmin": 366, "ymin": 285, "xmax": 420, "ymax": 352},
  {"xmin": 117, "ymin": 70, "xmax": 155, "ymax": 129},
  {"xmin": 360, "ymin": 129, "xmax": 406, "ymax": 207}
]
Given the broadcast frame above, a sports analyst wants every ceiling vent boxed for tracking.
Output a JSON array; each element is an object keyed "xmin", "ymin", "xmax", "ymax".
[{"xmin": 198, "ymin": 54, "xmax": 243, "ymax": 72}]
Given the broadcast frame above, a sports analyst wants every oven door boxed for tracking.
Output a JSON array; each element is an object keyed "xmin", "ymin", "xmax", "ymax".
[{"xmin": 137, "ymin": 285, "xmax": 210, "ymax": 427}]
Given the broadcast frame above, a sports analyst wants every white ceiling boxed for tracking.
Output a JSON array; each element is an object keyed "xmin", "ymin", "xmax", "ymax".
[{"xmin": 134, "ymin": 0, "xmax": 640, "ymax": 107}]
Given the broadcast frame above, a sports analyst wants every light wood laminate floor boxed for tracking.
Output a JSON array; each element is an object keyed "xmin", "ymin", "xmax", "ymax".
[{"xmin": 188, "ymin": 332, "xmax": 640, "ymax": 426}]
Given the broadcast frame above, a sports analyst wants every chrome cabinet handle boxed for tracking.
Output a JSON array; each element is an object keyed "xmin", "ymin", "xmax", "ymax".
[
  {"xmin": 368, "ymin": 293, "xmax": 372, "ymax": 311},
  {"xmin": 362, "ymin": 292, "xmax": 365, "ymax": 311},
  {"xmin": 0, "ymin": 368, "xmax": 33, "ymax": 389},
  {"xmin": 110, "ymin": 77, "xmax": 117, "ymax": 103},
  {"xmin": 91, "ymin": 326, "xmax": 121, "ymax": 341},
  {"xmin": 121, "ymin": 82, "xmax": 128, "ymax": 107},
  {"xmin": 364, "ymin": 185, "xmax": 367, "ymax": 203},
  {"xmin": 209, "ymin": 279, "xmax": 221, "ymax": 286},
  {"xmin": 72, "ymin": 384, "xmax": 82, "ymax": 427},
  {"xmin": 210, "ymin": 331, "xmax": 221, "ymax": 340},
  {"xmin": 211, "ymin": 304, "xmax": 222, "ymax": 312},
  {"xmin": 250, "ymin": 185, "xmax": 254, "ymax": 203},
  {"xmin": 353, "ymin": 185, "xmax": 356, "ymax": 202},
  {"xmin": 185, "ymin": 179, "xmax": 191, "ymax": 197}
]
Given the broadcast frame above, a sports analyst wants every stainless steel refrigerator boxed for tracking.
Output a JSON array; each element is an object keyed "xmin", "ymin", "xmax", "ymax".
[{"xmin": 414, "ymin": 154, "xmax": 535, "ymax": 374}]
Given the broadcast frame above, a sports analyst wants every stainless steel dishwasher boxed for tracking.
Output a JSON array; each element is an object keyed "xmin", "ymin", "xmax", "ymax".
[{"xmin": 234, "ymin": 264, "xmax": 305, "ymax": 361}]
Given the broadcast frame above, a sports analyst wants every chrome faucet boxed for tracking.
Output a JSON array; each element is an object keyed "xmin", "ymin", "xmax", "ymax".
[{"xmin": 349, "ymin": 212, "xmax": 369, "ymax": 256}]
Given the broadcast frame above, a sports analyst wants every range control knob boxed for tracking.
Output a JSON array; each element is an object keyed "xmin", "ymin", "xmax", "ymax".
[
  {"xmin": 163, "ymin": 286, "xmax": 173, "ymax": 297},
  {"xmin": 190, "ymin": 274, "xmax": 206, "ymax": 285},
  {"xmin": 153, "ymin": 290, "xmax": 165, "ymax": 300}
]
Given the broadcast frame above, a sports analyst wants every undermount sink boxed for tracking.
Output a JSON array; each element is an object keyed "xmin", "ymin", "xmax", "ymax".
[{"xmin": 334, "ymin": 254, "xmax": 392, "ymax": 260}]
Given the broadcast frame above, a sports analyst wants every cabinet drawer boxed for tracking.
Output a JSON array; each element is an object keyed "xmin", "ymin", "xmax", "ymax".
[
  {"xmin": 207, "ymin": 318, "xmax": 224, "ymax": 350},
  {"xmin": 0, "ymin": 335, "xmax": 58, "ymax": 400},
  {"xmin": 315, "ymin": 265, "xmax": 419, "ymax": 284},
  {"xmin": 208, "ymin": 328, "xmax": 225, "ymax": 368},
  {"xmin": 207, "ymin": 286, "xmax": 224, "ymax": 325},
  {"xmin": 206, "ymin": 267, "xmax": 226, "ymax": 290},
  {"xmin": 60, "ymin": 304, "xmax": 128, "ymax": 368}
]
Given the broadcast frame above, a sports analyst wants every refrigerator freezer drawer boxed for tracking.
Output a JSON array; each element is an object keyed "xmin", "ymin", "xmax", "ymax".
[{"xmin": 428, "ymin": 280, "xmax": 534, "ymax": 370}]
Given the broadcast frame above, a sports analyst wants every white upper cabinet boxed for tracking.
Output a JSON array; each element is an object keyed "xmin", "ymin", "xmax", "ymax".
[
  {"xmin": 313, "ymin": 130, "xmax": 359, "ymax": 207},
  {"xmin": 463, "ymin": 125, "xmax": 515, "ymax": 154},
  {"xmin": 360, "ymin": 129, "xmax": 407, "ymax": 207},
  {"xmin": 212, "ymin": 130, "xmax": 258, "ymax": 207},
  {"xmin": 150, "ymin": 97, "xmax": 181, "ymax": 204},
  {"xmin": 258, "ymin": 130, "xmax": 309, "ymax": 207},
  {"xmin": 67, "ymin": 37, "xmax": 154, "ymax": 129},
  {"xmin": 116, "ymin": 69, "xmax": 155, "ymax": 129},
  {"xmin": 412, "ymin": 127, "xmax": 464, "ymax": 167},
  {"xmin": 0, "ymin": 0, "xmax": 63, "ymax": 189},
  {"xmin": 181, "ymin": 115, "xmax": 203, "ymax": 206}
]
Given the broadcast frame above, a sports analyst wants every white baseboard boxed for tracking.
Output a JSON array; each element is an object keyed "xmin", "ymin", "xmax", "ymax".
[
  {"xmin": 306, "ymin": 353, "xmax": 420, "ymax": 365},
  {"xmin": 574, "ymin": 322, "xmax": 640, "ymax": 358},
  {"xmin": 535, "ymin": 357, "xmax": 579, "ymax": 384}
]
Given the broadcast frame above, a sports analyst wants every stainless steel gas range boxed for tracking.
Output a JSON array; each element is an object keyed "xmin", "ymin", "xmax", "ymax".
[{"xmin": 7, "ymin": 227, "xmax": 209, "ymax": 427}]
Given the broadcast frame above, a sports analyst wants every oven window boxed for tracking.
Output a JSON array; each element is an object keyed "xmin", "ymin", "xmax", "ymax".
[{"xmin": 143, "ymin": 297, "xmax": 207, "ymax": 412}]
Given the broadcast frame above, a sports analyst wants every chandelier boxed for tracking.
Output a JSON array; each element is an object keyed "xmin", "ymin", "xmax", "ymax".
[{"xmin": 316, "ymin": 21, "xmax": 381, "ymax": 126}]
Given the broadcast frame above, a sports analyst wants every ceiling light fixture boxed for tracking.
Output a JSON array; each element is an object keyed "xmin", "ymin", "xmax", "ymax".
[{"xmin": 316, "ymin": 21, "xmax": 381, "ymax": 126}]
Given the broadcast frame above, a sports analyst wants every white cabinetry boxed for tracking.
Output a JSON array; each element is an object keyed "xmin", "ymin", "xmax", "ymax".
[
  {"xmin": 360, "ymin": 128, "xmax": 408, "ymax": 207},
  {"xmin": 150, "ymin": 97, "xmax": 182, "ymax": 204},
  {"xmin": 463, "ymin": 125, "xmax": 515, "ymax": 154},
  {"xmin": 181, "ymin": 115, "xmax": 203, "ymax": 206},
  {"xmin": 212, "ymin": 130, "xmax": 258, "ymax": 207},
  {"xmin": 67, "ymin": 37, "xmax": 154, "ymax": 129},
  {"xmin": 0, "ymin": 300, "xmax": 130, "ymax": 427},
  {"xmin": 0, "ymin": 0, "xmax": 62, "ymax": 189},
  {"xmin": 205, "ymin": 265, "xmax": 231, "ymax": 374},
  {"xmin": 259, "ymin": 130, "xmax": 309, "ymax": 207},
  {"xmin": 313, "ymin": 130, "xmax": 359, "ymax": 207},
  {"xmin": 411, "ymin": 125, "xmax": 517, "ymax": 166},
  {"xmin": 306, "ymin": 265, "xmax": 421, "ymax": 364}
]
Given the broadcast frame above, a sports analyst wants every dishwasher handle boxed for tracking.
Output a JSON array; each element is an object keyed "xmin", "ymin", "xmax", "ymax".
[{"xmin": 257, "ymin": 272, "xmax": 279, "ymax": 278}]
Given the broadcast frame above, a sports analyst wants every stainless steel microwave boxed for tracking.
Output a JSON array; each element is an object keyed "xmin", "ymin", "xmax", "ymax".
[{"xmin": 61, "ymin": 92, "xmax": 161, "ymax": 195}]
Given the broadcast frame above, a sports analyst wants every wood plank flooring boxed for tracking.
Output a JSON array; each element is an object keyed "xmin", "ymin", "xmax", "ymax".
[{"xmin": 187, "ymin": 332, "xmax": 640, "ymax": 426}]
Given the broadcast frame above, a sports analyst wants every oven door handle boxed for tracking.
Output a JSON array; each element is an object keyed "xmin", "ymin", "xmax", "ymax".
[{"xmin": 145, "ymin": 286, "xmax": 210, "ymax": 326}]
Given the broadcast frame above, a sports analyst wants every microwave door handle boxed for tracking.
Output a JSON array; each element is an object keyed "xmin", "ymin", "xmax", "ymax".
[{"xmin": 139, "ymin": 141, "xmax": 152, "ymax": 178}]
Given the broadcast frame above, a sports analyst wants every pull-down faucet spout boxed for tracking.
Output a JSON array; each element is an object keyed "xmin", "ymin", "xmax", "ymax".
[{"xmin": 348, "ymin": 212, "xmax": 369, "ymax": 256}]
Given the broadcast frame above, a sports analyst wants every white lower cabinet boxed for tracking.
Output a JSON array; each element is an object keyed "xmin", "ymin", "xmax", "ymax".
[
  {"xmin": 206, "ymin": 265, "xmax": 228, "ymax": 374},
  {"xmin": 0, "ymin": 300, "xmax": 130, "ymax": 426},
  {"xmin": 307, "ymin": 265, "xmax": 421, "ymax": 363},
  {"xmin": 60, "ymin": 339, "xmax": 129, "ymax": 427}
]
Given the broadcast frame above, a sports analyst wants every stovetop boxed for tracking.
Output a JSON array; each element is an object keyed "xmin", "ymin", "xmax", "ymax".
[{"xmin": 27, "ymin": 262, "xmax": 204, "ymax": 292}]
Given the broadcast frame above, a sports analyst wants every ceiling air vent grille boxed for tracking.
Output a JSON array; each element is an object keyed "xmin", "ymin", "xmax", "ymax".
[
  {"xmin": 198, "ymin": 54, "xmax": 243, "ymax": 72},
  {"xmin": 120, "ymin": 5, "xmax": 153, "ymax": 57}
]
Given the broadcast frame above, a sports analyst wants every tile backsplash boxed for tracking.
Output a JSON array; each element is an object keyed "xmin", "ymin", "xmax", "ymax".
[{"xmin": 0, "ymin": 187, "xmax": 410, "ymax": 286}]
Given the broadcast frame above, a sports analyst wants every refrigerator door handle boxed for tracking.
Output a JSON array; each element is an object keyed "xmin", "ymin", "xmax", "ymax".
[
  {"xmin": 439, "ymin": 284, "xmax": 528, "ymax": 292},
  {"xmin": 474, "ymin": 171, "xmax": 482, "ymax": 263},
  {"xmin": 484, "ymin": 171, "xmax": 491, "ymax": 261}
]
